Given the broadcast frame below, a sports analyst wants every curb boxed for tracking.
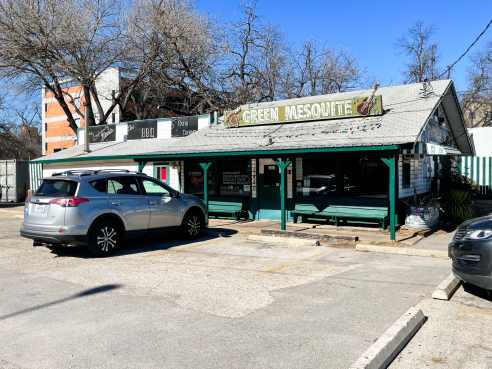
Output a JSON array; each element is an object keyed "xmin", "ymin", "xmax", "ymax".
[
  {"xmin": 246, "ymin": 234, "xmax": 319, "ymax": 247},
  {"xmin": 355, "ymin": 243, "xmax": 448, "ymax": 259},
  {"xmin": 432, "ymin": 273, "xmax": 461, "ymax": 300},
  {"xmin": 349, "ymin": 307, "xmax": 426, "ymax": 369},
  {"xmin": 261, "ymin": 228, "xmax": 358, "ymax": 243}
]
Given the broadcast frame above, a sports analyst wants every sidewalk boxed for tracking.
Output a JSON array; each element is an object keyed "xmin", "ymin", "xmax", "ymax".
[
  {"xmin": 390, "ymin": 285, "xmax": 492, "ymax": 369},
  {"xmin": 208, "ymin": 219, "xmax": 454, "ymax": 256}
]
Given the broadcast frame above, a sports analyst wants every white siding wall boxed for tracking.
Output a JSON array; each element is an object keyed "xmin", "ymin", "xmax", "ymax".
[
  {"xmin": 43, "ymin": 160, "xmax": 138, "ymax": 177},
  {"xmin": 469, "ymin": 127, "xmax": 492, "ymax": 156},
  {"xmin": 398, "ymin": 155, "xmax": 433, "ymax": 198},
  {"xmin": 78, "ymin": 115, "xmax": 210, "ymax": 144},
  {"xmin": 42, "ymin": 160, "xmax": 182, "ymax": 192}
]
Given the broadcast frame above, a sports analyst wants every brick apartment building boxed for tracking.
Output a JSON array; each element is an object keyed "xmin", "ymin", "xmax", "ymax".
[{"xmin": 41, "ymin": 68, "xmax": 121, "ymax": 155}]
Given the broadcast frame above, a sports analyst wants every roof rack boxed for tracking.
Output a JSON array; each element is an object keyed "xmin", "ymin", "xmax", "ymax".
[
  {"xmin": 51, "ymin": 169, "xmax": 147, "ymax": 177},
  {"xmin": 52, "ymin": 170, "xmax": 96, "ymax": 177},
  {"xmin": 93, "ymin": 169, "xmax": 147, "ymax": 175}
]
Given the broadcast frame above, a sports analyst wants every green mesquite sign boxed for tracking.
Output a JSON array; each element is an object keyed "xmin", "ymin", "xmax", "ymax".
[{"xmin": 225, "ymin": 95, "xmax": 383, "ymax": 127}]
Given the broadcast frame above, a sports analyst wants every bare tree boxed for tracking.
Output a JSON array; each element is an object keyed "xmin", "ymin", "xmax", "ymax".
[
  {"xmin": 286, "ymin": 40, "xmax": 361, "ymax": 97},
  {"xmin": 0, "ymin": 98, "xmax": 41, "ymax": 159},
  {"xmin": 222, "ymin": 1, "xmax": 290, "ymax": 106},
  {"xmin": 0, "ymin": 0, "xmax": 166, "ymax": 134},
  {"xmin": 398, "ymin": 21, "xmax": 440, "ymax": 83},
  {"xmin": 462, "ymin": 42, "xmax": 492, "ymax": 127}
]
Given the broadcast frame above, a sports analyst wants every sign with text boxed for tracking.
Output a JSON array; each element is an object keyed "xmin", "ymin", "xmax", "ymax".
[
  {"xmin": 224, "ymin": 95, "xmax": 383, "ymax": 127},
  {"xmin": 88, "ymin": 124, "xmax": 116, "ymax": 143},
  {"xmin": 171, "ymin": 116, "xmax": 199, "ymax": 137},
  {"xmin": 127, "ymin": 119, "xmax": 157, "ymax": 140}
]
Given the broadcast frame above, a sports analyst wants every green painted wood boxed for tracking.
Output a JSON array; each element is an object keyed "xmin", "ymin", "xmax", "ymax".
[
  {"xmin": 137, "ymin": 160, "xmax": 147, "ymax": 173},
  {"xmin": 276, "ymin": 158, "xmax": 292, "ymax": 231},
  {"xmin": 199, "ymin": 162, "xmax": 212, "ymax": 211},
  {"xmin": 208, "ymin": 200, "xmax": 245, "ymax": 219},
  {"xmin": 489, "ymin": 157, "xmax": 492, "ymax": 188},
  {"xmin": 36, "ymin": 145, "xmax": 401, "ymax": 164},
  {"xmin": 381, "ymin": 156, "xmax": 397, "ymax": 241}
]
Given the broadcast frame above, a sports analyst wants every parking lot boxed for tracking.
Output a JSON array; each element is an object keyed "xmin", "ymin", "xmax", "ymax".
[{"xmin": 0, "ymin": 206, "xmax": 451, "ymax": 369}]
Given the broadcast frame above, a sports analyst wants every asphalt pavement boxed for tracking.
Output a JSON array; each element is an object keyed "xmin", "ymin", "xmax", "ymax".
[{"xmin": 0, "ymin": 206, "xmax": 451, "ymax": 369}]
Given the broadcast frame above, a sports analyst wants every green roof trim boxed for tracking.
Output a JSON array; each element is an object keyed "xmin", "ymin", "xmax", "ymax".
[{"xmin": 36, "ymin": 144, "xmax": 401, "ymax": 164}]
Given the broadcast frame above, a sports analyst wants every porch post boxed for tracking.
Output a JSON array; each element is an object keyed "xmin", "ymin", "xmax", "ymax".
[
  {"xmin": 199, "ymin": 162, "xmax": 212, "ymax": 210},
  {"xmin": 137, "ymin": 160, "xmax": 148, "ymax": 173},
  {"xmin": 276, "ymin": 158, "xmax": 292, "ymax": 231},
  {"xmin": 382, "ymin": 156, "xmax": 397, "ymax": 241}
]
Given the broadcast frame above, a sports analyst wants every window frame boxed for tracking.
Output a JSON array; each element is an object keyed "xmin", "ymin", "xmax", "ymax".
[
  {"xmin": 402, "ymin": 159, "xmax": 411, "ymax": 189},
  {"xmin": 106, "ymin": 176, "xmax": 142, "ymax": 196},
  {"xmin": 138, "ymin": 177, "xmax": 174, "ymax": 197}
]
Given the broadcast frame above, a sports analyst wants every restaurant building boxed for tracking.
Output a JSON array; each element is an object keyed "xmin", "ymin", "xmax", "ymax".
[{"xmin": 31, "ymin": 80, "xmax": 473, "ymax": 240}]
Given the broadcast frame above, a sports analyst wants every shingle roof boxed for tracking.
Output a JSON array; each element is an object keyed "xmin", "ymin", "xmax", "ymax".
[{"xmin": 37, "ymin": 79, "xmax": 465, "ymax": 162}]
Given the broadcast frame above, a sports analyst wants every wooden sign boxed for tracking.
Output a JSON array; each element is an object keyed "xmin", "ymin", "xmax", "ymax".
[
  {"xmin": 88, "ymin": 124, "xmax": 116, "ymax": 143},
  {"xmin": 224, "ymin": 95, "xmax": 383, "ymax": 127},
  {"xmin": 127, "ymin": 119, "xmax": 157, "ymax": 140},
  {"xmin": 171, "ymin": 116, "xmax": 199, "ymax": 137}
]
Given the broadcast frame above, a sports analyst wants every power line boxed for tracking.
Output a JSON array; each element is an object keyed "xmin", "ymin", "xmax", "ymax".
[{"xmin": 439, "ymin": 19, "xmax": 492, "ymax": 79}]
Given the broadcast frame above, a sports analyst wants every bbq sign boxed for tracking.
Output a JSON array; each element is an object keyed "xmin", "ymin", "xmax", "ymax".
[
  {"xmin": 127, "ymin": 119, "xmax": 157, "ymax": 140},
  {"xmin": 171, "ymin": 116, "xmax": 199, "ymax": 137},
  {"xmin": 88, "ymin": 124, "xmax": 116, "ymax": 143},
  {"xmin": 224, "ymin": 95, "xmax": 383, "ymax": 127}
]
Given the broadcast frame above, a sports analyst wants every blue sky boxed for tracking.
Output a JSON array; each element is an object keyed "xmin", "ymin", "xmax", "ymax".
[
  {"xmin": 3, "ymin": 1, "xmax": 491, "ymax": 121},
  {"xmin": 196, "ymin": 0, "xmax": 492, "ymax": 93}
]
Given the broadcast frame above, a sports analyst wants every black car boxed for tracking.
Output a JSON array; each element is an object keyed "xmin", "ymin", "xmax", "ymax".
[{"xmin": 449, "ymin": 216, "xmax": 492, "ymax": 291}]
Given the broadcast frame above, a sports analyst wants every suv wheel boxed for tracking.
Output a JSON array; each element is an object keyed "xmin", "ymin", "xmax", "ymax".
[
  {"xmin": 88, "ymin": 219, "xmax": 121, "ymax": 256},
  {"xmin": 182, "ymin": 211, "xmax": 204, "ymax": 239}
]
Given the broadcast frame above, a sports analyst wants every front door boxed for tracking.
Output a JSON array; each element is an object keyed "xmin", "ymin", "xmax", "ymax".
[{"xmin": 260, "ymin": 163, "xmax": 280, "ymax": 213}]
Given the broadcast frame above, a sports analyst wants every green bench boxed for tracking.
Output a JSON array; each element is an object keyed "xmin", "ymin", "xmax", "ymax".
[
  {"xmin": 291, "ymin": 202, "xmax": 388, "ymax": 229},
  {"xmin": 208, "ymin": 200, "xmax": 247, "ymax": 220}
]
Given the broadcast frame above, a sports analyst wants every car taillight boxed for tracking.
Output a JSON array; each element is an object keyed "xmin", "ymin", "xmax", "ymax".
[{"xmin": 49, "ymin": 197, "xmax": 89, "ymax": 207}]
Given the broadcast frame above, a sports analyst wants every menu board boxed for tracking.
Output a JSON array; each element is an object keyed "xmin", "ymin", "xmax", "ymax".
[
  {"xmin": 127, "ymin": 119, "xmax": 157, "ymax": 140},
  {"xmin": 88, "ymin": 124, "xmax": 116, "ymax": 143},
  {"xmin": 171, "ymin": 116, "xmax": 199, "ymax": 137}
]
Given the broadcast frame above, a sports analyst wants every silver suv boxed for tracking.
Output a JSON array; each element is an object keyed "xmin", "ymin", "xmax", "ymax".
[{"xmin": 21, "ymin": 170, "xmax": 208, "ymax": 256}]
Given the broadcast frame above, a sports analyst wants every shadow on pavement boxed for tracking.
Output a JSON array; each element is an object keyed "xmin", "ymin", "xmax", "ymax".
[
  {"xmin": 463, "ymin": 282, "xmax": 492, "ymax": 301},
  {"xmin": 0, "ymin": 284, "xmax": 122, "ymax": 321},
  {"xmin": 47, "ymin": 227, "xmax": 238, "ymax": 258}
]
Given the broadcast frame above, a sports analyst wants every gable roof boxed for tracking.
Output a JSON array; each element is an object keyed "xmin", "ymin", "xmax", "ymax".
[{"xmin": 36, "ymin": 79, "xmax": 472, "ymax": 163}]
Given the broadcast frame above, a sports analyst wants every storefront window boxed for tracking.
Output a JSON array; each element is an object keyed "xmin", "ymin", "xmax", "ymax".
[
  {"xmin": 184, "ymin": 160, "xmax": 251, "ymax": 197},
  {"xmin": 300, "ymin": 155, "xmax": 387, "ymax": 198},
  {"xmin": 185, "ymin": 163, "xmax": 217, "ymax": 196},
  {"xmin": 218, "ymin": 159, "xmax": 251, "ymax": 196}
]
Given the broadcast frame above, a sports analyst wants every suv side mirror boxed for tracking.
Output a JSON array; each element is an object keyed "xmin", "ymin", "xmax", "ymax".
[{"xmin": 171, "ymin": 191, "xmax": 180, "ymax": 198}]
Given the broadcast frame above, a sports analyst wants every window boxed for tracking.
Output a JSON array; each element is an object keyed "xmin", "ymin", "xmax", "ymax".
[
  {"xmin": 140, "ymin": 179, "xmax": 170, "ymax": 196},
  {"xmin": 402, "ymin": 160, "xmax": 411, "ymax": 189},
  {"xmin": 107, "ymin": 177, "xmax": 140, "ymax": 195},
  {"xmin": 112, "ymin": 113, "xmax": 116, "ymax": 124},
  {"xmin": 90, "ymin": 179, "xmax": 108, "ymax": 193},
  {"xmin": 36, "ymin": 180, "xmax": 77, "ymax": 197},
  {"xmin": 44, "ymin": 103, "xmax": 48, "ymax": 113}
]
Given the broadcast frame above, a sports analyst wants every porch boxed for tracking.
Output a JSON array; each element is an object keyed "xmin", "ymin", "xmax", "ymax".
[{"xmin": 175, "ymin": 149, "xmax": 401, "ymax": 240}]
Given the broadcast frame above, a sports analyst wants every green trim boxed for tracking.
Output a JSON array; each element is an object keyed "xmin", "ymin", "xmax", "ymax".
[
  {"xmin": 137, "ymin": 160, "xmax": 148, "ymax": 173},
  {"xmin": 153, "ymin": 163, "xmax": 170, "ymax": 184},
  {"xmin": 382, "ymin": 156, "xmax": 397, "ymax": 241},
  {"xmin": 37, "ymin": 144, "xmax": 401, "ymax": 164},
  {"xmin": 199, "ymin": 162, "xmax": 213, "ymax": 211},
  {"xmin": 276, "ymin": 159, "xmax": 292, "ymax": 231}
]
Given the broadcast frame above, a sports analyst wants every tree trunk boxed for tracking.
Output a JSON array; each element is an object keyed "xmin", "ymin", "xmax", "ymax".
[{"xmin": 83, "ymin": 84, "xmax": 96, "ymax": 127}]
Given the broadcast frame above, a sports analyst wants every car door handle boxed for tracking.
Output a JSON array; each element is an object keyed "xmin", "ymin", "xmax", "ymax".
[{"xmin": 111, "ymin": 201, "xmax": 121, "ymax": 206}]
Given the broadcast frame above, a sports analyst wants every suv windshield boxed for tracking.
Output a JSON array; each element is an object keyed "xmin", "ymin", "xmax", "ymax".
[{"xmin": 35, "ymin": 179, "xmax": 78, "ymax": 197}]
